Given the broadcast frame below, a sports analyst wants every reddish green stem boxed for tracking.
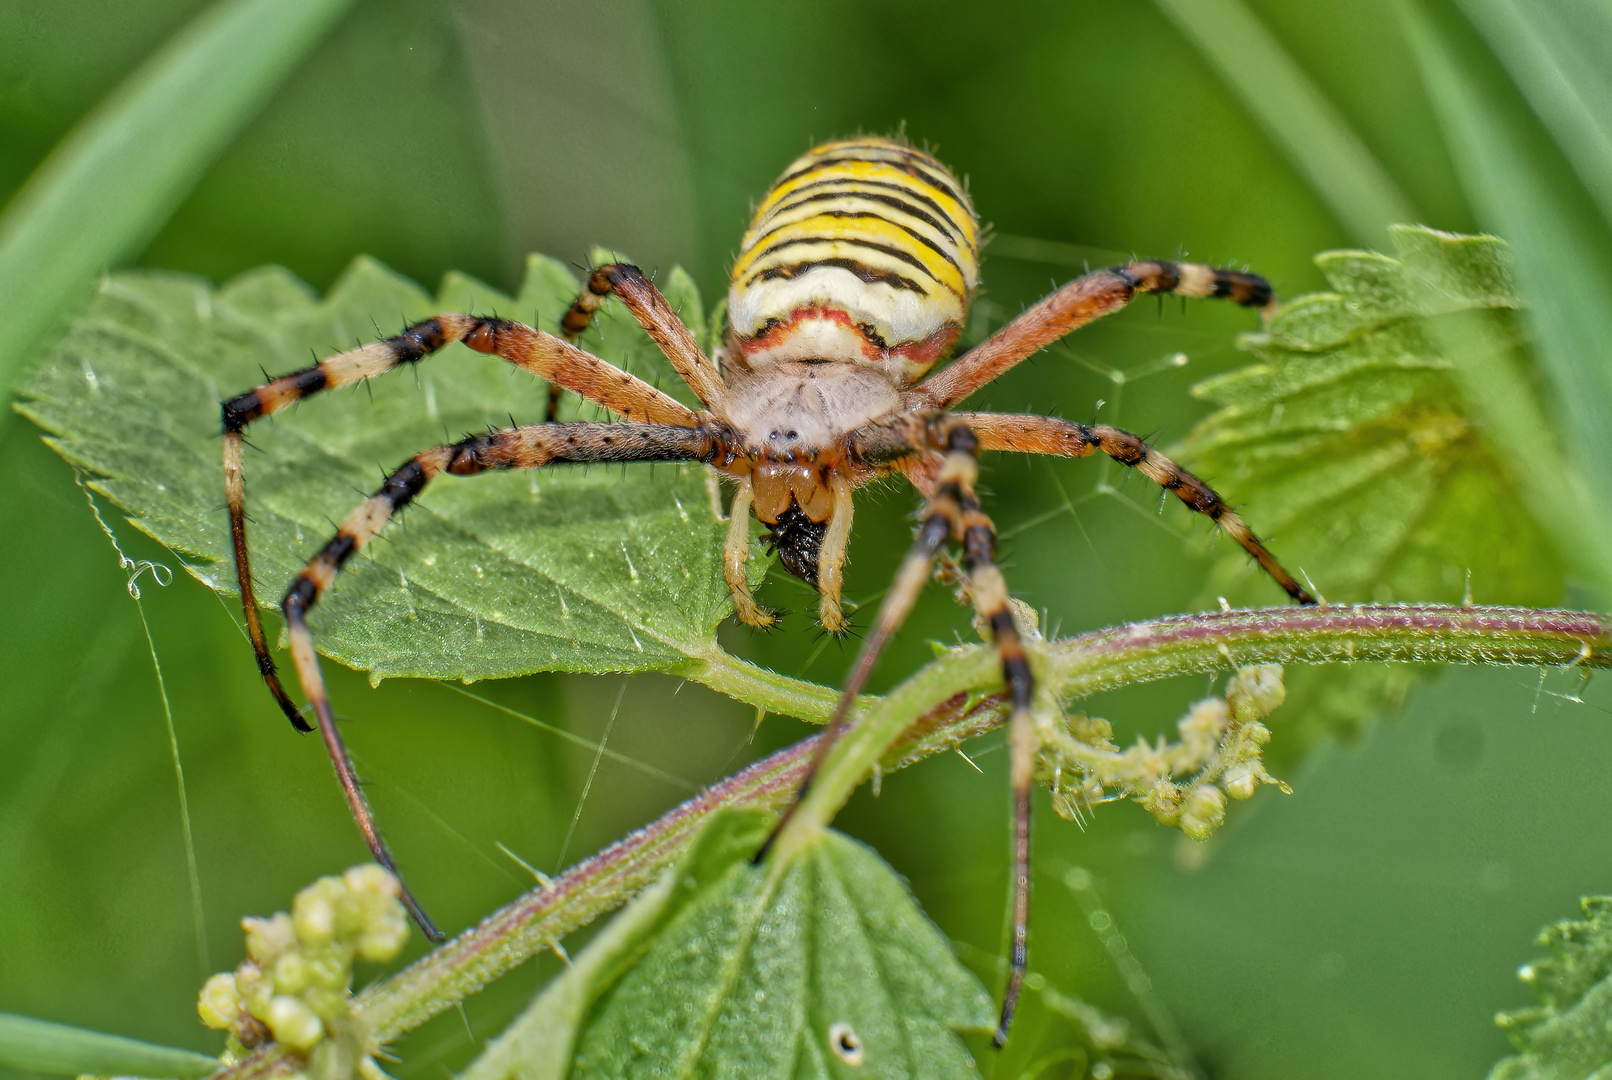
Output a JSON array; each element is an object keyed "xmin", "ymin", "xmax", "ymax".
[{"xmin": 212, "ymin": 604, "xmax": 1608, "ymax": 1080}]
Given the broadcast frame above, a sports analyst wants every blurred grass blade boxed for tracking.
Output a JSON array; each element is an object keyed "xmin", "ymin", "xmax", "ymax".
[
  {"xmin": 1405, "ymin": 5, "xmax": 1612, "ymax": 604},
  {"xmin": 0, "ymin": 0, "xmax": 359, "ymax": 424},
  {"xmin": 1457, "ymin": 0, "xmax": 1612, "ymax": 228},
  {"xmin": 0, "ymin": 1012, "xmax": 218, "ymax": 1078},
  {"xmin": 1153, "ymin": 0, "xmax": 1417, "ymax": 244}
]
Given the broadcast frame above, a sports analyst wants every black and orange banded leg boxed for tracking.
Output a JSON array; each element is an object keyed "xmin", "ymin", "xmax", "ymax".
[
  {"xmin": 922, "ymin": 427, "xmax": 1037, "ymax": 1045},
  {"xmin": 279, "ymin": 420, "xmax": 722, "ymax": 938},
  {"xmin": 911, "ymin": 259, "xmax": 1276, "ymax": 411},
  {"xmin": 555, "ymin": 262, "xmax": 727, "ymax": 418},
  {"xmin": 221, "ymin": 314, "xmax": 698, "ymax": 730},
  {"xmin": 954, "ymin": 412, "xmax": 1317, "ymax": 604},
  {"xmin": 759, "ymin": 420, "xmax": 1039, "ymax": 1042}
]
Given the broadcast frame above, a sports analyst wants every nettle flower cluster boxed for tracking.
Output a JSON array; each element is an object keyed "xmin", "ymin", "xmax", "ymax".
[
  {"xmin": 1040, "ymin": 664, "xmax": 1291, "ymax": 837},
  {"xmin": 197, "ymin": 865, "xmax": 409, "ymax": 1078}
]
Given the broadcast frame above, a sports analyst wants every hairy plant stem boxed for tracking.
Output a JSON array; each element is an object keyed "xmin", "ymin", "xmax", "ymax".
[{"xmin": 214, "ymin": 603, "xmax": 1607, "ymax": 1080}]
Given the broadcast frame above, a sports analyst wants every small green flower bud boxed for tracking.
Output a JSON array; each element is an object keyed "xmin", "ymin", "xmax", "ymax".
[
  {"xmin": 197, "ymin": 973, "xmax": 242, "ymax": 1030},
  {"xmin": 293, "ymin": 885, "xmax": 338, "ymax": 945},
  {"xmin": 300, "ymin": 986, "xmax": 348, "ymax": 1021},
  {"xmin": 1222, "ymin": 762, "xmax": 1258, "ymax": 801},
  {"xmin": 1178, "ymin": 698, "xmax": 1230, "ymax": 759},
  {"xmin": 1067, "ymin": 712, "xmax": 1114, "ymax": 744},
  {"xmin": 235, "ymin": 961, "xmax": 271, "ymax": 1019},
  {"xmin": 267, "ymin": 995, "xmax": 325, "ymax": 1051},
  {"xmin": 344, "ymin": 864, "xmax": 398, "ymax": 899},
  {"xmin": 356, "ymin": 923, "xmax": 408, "ymax": 964},
  {"xmin": 304, "ymin": 948, "xmax": 348, "ymax": 990},
  {"xmin": 1226, "ymin": 665, "xmax": 1286, "ymax": 723},
  {"xmin": 244, "ymin": 913, "xmax": 296, "ymax": 966},
  {"xmin": 1144, "ymin": 780, "xmax": 1184, "ymax": 825},
  {"xmin": 1179, "ymin": 785, "xmax": 1226, "ymax": 840},
  {"xmin": 273, "ymin": 951, "xmax": 311, "ymax": 995}
]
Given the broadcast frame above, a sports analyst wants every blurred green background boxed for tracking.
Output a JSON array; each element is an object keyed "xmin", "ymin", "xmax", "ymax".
[{"xmin": 3, "ymin": 1, "xmax": 1610, "ymax": 1078}]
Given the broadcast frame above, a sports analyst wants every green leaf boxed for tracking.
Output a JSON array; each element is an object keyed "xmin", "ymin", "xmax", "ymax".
[
  {"xmin": 1405, "ymin": 6, "xmax": 1612, "ymax": 605},
  {"xmin": 0, "ymin": 0, "xmax": 360, "ymax": 423},
  {"xmin": 1182, "ymin": 226, "xmax": 1558, "ymax": 609},
  {"xmin": 1488, "ymin": 897, "xmax": 1612, "ymax": 1080},
  {"xmin": 1455, "ymin": 0, "xmax": 1612, "ymax": 239},
  {"xmin": 0, "ymin": 1011, "xmax": 218, "ymax": 1078},
  {"xmin": 1176, "ymin": 227, "xmax": 1564, "ymax": 754},
  {"xmin": 466, "ymin": 810, "xmax": 994, "ymax": 1080},
  {"xmin": 15, "ymin": 255, "xmax": 746, "ymax": 683}
]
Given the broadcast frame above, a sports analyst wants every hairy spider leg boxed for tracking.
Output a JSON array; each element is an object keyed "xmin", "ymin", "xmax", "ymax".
[
  {"xmin": 758, "ymin": 420, "xmax": 1038, "ymax": 1041},
  {"xmin": 928, "ymin": 427, "xmax": 1037, "ymax": 1046},
  {"xmin": 954, "ymin": 412, "xmax": 1317, "ymax": 604},
  {"xmin": 723, "ymin": 476, "xmax": 775, "ymax": 628},
  {"xmin": 910, "ymin": 260, "xmax": 1277, "ymax": 412},
  {"xmin": 280, "ymin": 421, "xmax": 726, "ymax": 939},
  {"xmin": 815, "ymin": 472, "xmax": 856, "ymax": 632},
  {"xmin": 755, "ymin": 438, "xmax": 954, "ymax": 855},
  {"xmin": 766, "ymin": 393, "xmax": 1317, "ymax": 1043},
  {"xmin": 558, "ymin": 263, "xmax": 727, "ymax": 408},
  {"xmin": 221, "ymin": 314, "xmax": 699, "ymax": 729}
]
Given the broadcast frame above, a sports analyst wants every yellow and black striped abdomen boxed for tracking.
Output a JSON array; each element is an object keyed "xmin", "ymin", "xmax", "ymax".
[{"xmin": 727, "ymin": 138, "xmax": 979, "ymax": 379}]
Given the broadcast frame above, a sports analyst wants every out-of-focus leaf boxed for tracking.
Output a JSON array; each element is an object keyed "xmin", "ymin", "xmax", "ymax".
[
  {"xmin": 0, "ymin": 1011, "xmax": 217, "ymax": 1078},
  {"xmin": 1488, "ymin": 897, "xmax": 1612, "ymax": 1080},
  {"xmin": 1183, "ymin": 226, "xmax": 1558, "ymax": 608},
  {"xmin": 466, "ymin": 810, "xmax": 993, "ymax": 1080},
  {"xmin": 1406, "ymin": 7, "xmax": 1612, "ymax": 605},
  {"xmin": 1177, "ymin": 226, "xmax": 1562, "ymax": 752},
  {"xmin": 0, "ymin": 0, "xmax": 360, "ymax": 421},
  {"xmin": 1152, "ymin": 0, "xmax": 1415, "ymax": 244},
  {"xmin": 1457, "ymin": 0, "xmax": 1612, "ymax": 229},
  {"xmin": 1030, "ymin": 984, "xmax": 1195, "ymax": 1080},
  {"xmin": 15, "ymin": 255, "xmax": 745, "ymax": 683}
]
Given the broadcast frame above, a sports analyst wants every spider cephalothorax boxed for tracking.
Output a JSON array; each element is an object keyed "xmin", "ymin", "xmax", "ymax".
[{"xmin": 220, "ymin": 136, "xmax": 1312, "ymax": 1043}]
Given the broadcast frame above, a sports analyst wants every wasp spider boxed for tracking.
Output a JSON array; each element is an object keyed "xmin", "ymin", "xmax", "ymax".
[{"xmin": 221, "ymin": 137, "xmax": 1313, "ymax": 1043}]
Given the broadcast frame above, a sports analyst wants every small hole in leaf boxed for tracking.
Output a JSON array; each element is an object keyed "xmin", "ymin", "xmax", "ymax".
[{"xmin": 828, "ymin": 1021, "xmax": 864, "ymax": 1066}]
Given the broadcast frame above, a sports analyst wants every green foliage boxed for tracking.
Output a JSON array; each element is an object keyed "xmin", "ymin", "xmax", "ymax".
[
  {"xmin": 16, "ymin": 234, "xmax": 1608, "ymax": 1080},
  {"xmin": 9, "ymin": 3, "xmax": 1612, "ymax": 1076},
  {"xmin": 16, "ymin": 255, "xmax": 745, "ymax": 683},
  {"xmin": 1408, "ymin": 3, "xmax": 1612, "ymax": 603},
  {"xmin": 1184, "ymin": 225, "xmax": 1556, "ymax": 608},
  {"xmin": 0, "ymin": 0, "xmax": 360, "ymax": 421},
  {"xmin": 1179, "ymin": 226, "xmax": 1563, "ymax": 754},
  {"xmin": 467, "ymin": 811, "xmax": 993, "ymax": 1080},
  {"xmin": 0, "ymin": 1012, "xmax": 217, "ymax": 1078},
  {"xmin": 199, "ymin": 864, "xmax": 409, "ymax": 1064},
  {"xmin": 1489, "ymin": 897, "xmax": 1612, "ymax": 1080}
]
